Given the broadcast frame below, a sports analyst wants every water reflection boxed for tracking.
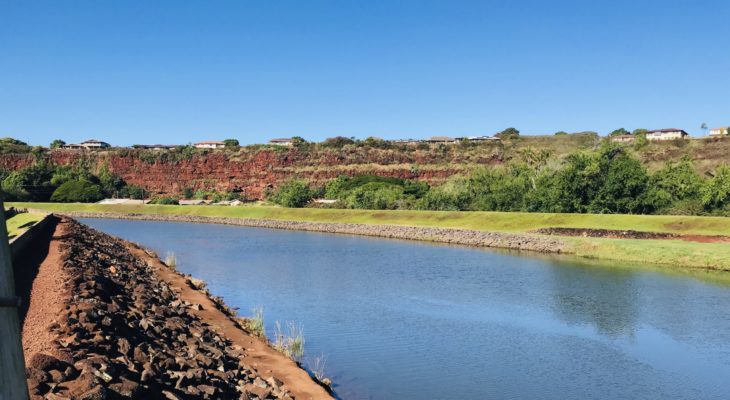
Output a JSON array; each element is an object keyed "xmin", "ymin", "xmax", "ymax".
[{"xmin": 549, "ymin": 262, "xmax": 639, "ymax": 337}]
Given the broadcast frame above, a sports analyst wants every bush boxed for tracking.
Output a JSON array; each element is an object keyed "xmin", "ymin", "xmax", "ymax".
[
  {"xmin": 50, "ymin": 179, "xmax": 104, "ymax": 202},
  {"xmin": 415, "ymin": 177, "xmax": 470, "ymax": 211},
  {"xmin": 150, "ymin": 197, "xmax": 179, "ymax": 205},
  {"xmin": 269, "ymin": 179, "xmax": 313, "ymax": 207},
  {"xmin": 119, "ymin": 185, "xmax": 146, "ymax": 199}
]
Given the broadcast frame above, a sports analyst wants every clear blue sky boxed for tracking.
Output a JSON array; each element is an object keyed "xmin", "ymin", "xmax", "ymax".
[{"xmin": 1, "ymin": 0, "xmax": 728, "ymax": 146}]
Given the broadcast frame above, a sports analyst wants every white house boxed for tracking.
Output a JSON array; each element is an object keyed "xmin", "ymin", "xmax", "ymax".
[
  {"xmin": 709, "ymin": 127, "xmax": 729, "ymax": 136},
  {"xmin": 461, "ymin": 135, "xmax": 500, "ymax": 142},
  {"xmin": 62, "ymin": 139, "xmax": 111, "ymax": 149},
  {"xmin": 194, "ymin": 141, "xmax": 225, "ymax": 149},
  {"xmin": 268, "ymin": 138, "xmax": 295, "ymax": 146},
  {"xmin": 646, "ymin": 129, "xmax": 689, "ymax": 141}
]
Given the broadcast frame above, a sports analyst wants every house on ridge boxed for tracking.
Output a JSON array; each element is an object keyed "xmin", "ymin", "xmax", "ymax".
[{"xmin": 645, "ymin": 129, "xmax": 689, "ymax": 141}]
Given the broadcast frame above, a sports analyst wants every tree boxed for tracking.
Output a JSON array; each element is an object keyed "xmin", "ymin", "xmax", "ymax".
[
  {"xmin": 609, "ymin": 128, "xmax": 630, "ymax": 136},
  {"xmin": 701, "ymin": 122, "xmax": 708, "ymax": 136},
  {"xmin": 321, "ymin": 136, "xmax": 355, "ymax": 148},
  {"xmin": 519, "ymin": 147, "xmax": 552, "ymax": 189},
  {"xmin": 0, "ymin": 137, "xmax": 27, "ymax": 146},
  {"xmin": 50, "ymin": 139, "xmax": 66, "ymax": 149},
  {"xmin": 223, "ymin": 139, "xmax": 240, "ymax": 148},
  {"xmin": 50, "ymin": 179, "xmax": 104, "ymax": 202},
  {"xmin": 589, "ymin": 149, "xmax": 650, "ymax": 214},
  {"xmin": 97, "ymin": 164, "xmax": 124, "ymax": 196},
  {"xmin": 182, "ymin": 187, "xmax": 194, "ymax": 199},
  {"xmin": 632, "ymin": 128, "xmax": 648, "ymax": 136},
  {"xmin": 701, "ymin": 165, "xmax": 730, "ymax": 210},
  {"xmin": 495, "ymin": 127, "xmax": 520, "ymax": 139},
  {"xmin": 554, "ymin": 131, "xmax": 569, "ymax": 136}
]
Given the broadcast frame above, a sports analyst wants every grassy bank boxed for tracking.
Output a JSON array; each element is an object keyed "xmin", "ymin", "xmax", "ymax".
[
  {"xmin": 5, "ymin": 212, "xmax": 45, "ymax": 239},
  {"xmin": 9, "ymin": 202, "xmax": 730, "ymax": 236},
  {"xmin": 9, "ymin": 202, "xmax": 730, "ymax": 271}
]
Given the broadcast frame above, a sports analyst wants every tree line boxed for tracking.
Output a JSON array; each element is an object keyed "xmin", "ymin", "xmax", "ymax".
[{"xmin": 270, "ymin": 144, "xmax": 730, "ymax": 216}]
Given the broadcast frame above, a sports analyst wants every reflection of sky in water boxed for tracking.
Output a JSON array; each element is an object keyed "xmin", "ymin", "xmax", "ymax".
[{"xmin": 82, "ymin": 218, "xmax": 730, "ymax": 400}]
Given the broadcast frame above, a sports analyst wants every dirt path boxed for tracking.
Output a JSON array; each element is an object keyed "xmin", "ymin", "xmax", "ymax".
[
  {"xmin": 126, "ymin": 243, "xmax": 332, "ymax": 400},
  {"xmin": 17, "ymin": 217, "xmax": 72, "ymax": 362}
]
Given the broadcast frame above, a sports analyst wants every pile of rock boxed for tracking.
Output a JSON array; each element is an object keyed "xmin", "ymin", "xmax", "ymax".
[
  {"xmin": 26, "ymin": 219, "xmax": 291, "ymax": 399},
  {"xmin": 48, "ymin": 211, "xmax": 568, "ymax": 254},
  {"xmin": 533, "ymin": 227, "xmax": 680, "ymax": 240}
]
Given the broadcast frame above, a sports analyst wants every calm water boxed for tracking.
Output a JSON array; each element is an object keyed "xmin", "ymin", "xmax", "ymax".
[{"xmin": 80, "ymin": 218, "xmax": 730, "ymax": 400}]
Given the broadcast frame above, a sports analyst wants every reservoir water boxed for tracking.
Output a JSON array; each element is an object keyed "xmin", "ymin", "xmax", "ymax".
[{"xmin": 80, "ymin": 218, "xmax": 730, "ymax": 400}]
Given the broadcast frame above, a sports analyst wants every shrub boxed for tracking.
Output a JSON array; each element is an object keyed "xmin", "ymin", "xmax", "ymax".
[
  {"xmin": 273, "ymin": 321, "xmax": 305, "ymax": 361},
  {"xmin": 269, "ymin": 179, "xmax": 313, "ymax": 207},
  {"xmin": 50, "ymin": 179, "xmax": 104, "ymax": 202},
  {"xmin": 246, "ymin": 307, "xmax": 265, "ymax": 337},
  {"xmin": 150, "ymin": 197, "xmax": 179, "ymax": 205},
  {"xmin": 164, "ymin": 252, "xmax": 177, "ymax": 269},
  {"xmin": 119, "ymin": 185, "xmax": 146, "ymax": 199}
]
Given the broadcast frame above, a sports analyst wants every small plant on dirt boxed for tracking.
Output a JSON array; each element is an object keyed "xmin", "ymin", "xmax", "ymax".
[
  {"xmin": 273, "ymin": 321, "xmax": 305, "ymax": 361},
  {"xmin": 246, "ymin": 306, "xmax": 265, "ymax": 337},
  {"xmin": 310, "ymin": 353, "xmax": 328, "ymax": 382},
  {"xmin": 164, "ymin": 252, "xmax": 177, "ymax": 269}
]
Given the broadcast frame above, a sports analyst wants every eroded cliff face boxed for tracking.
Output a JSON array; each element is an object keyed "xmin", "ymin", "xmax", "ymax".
[{"xmin": 0, "ymin": 148, "xmax": 497, "ymax": 199}]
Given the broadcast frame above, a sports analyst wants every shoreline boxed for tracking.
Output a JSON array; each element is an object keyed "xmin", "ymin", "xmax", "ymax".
[
  {"xmin": 36, "ymin": 210, "xmax": 569, "ymax": 254},
  {"xmin": 18, "ymin": 216, "xmax": 333, "ymax": 399},
  {"xmin": 13, "ymin": 204, "xmax": 730, "ymax": 271}
]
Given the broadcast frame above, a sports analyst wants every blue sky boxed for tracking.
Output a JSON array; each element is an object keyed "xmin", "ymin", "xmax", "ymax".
[{"xmin": 1, "ymin": 1, "xmax": 728, "ymax": 146}]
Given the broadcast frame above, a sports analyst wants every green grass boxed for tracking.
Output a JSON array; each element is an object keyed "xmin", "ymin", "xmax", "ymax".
[
  {"xmin": 9, "ymin": 201, "xmax": 730, "ymax": 236},
  {"xmin": 9, "ymin": 202, "xmax": 730, "ymax": 272},
  {"xmin": 5, "ymin": 212, "xmax": 45, "ymax": 240}
]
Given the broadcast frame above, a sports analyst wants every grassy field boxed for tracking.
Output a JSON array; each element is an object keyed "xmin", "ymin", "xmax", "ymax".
[
  {"xmin": 9, "ymin": 201, "xmax": 730, "ymax": 236},
  {"xmin": 8, "ymin": 202, "xmax": 730, "ymax": 272},
  {"xmin": 5, "ymin": 212, "xmax": 45, "ymax": 240}
]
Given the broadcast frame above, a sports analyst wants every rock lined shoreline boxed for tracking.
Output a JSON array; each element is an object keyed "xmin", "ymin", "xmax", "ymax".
[
  {"xmin": 24, "ymin": 217, "xmax": 329, "ymax": 399},
  {"xmin": 42, "ymin": 211, "xmax": 568, "ymax": 254}
]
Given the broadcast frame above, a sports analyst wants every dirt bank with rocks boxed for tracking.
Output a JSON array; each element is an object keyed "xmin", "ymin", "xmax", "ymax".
[
  {"xmin": 43, "ymin": 211, "xmax": 568, "ymax": 254},
  {"xmin": 20, "ymin": 217, "xmax": 332, "ymax": 399},
  {"xmin": 534, "ymin": 227, "xmax": 730, "ymax": 243}
]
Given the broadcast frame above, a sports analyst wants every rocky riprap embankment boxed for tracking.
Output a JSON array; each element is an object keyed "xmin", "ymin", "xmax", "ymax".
[
  {"xmin": 50, "ymin": 212, "xmax": 568, "ymax": 254},
  {"xmin": 533, "ymin": 227, "xmax": 679, "ymax": 240},
  {"xmin": 26, "ymin": 219, "xmax": 293, "ymax": 400}
]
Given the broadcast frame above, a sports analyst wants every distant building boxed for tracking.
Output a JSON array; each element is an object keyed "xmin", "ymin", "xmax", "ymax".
[
  {"xmin": 268, "ymin": 138, "xmax": 295, "ymax": 146},
  {"xmin": 194, "ymin": 141, "xmax": 225, "ymax": 149},
  {"xmin": 426, "ymin": 136, "xmax": 457, "ymax": 143},
  {"xmin": 391, "ymin": 138, "xmax": 420, "ymax": 144},
  {"xmin": 610, "ymin": 135, "xmax": 635, "ymax": 143},
  {"xmin": 456, "ymin": 135, "xmax": 500, "ymax": 142},
  {"xmin": 62, "ymin": 139, "xmax": 111, "ymax": 150},
  {"xmin": 709, "ymin": 127, "xmax": 729, "ymax": 136},
  {"xmin": 646, "ymin": 129, "xmax": 689, "ymax": 141},
  {"xmin": 132, "ymin": 144, "xmax": 179, "ymax": 150}
]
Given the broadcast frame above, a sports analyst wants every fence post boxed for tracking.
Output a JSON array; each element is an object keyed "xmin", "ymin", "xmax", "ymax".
[{"xmin": 0, "ymin": 200, "xmax": 29, "ymax": 400}]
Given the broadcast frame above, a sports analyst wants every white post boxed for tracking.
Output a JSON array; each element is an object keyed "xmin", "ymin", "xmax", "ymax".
[{"xmin": 0, "ymin": 200, "xmax": 30, "ymax": 400}]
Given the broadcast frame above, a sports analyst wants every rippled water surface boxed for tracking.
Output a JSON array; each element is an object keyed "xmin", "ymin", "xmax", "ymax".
[{"xmin": 81, "ymin": 218, "xmax": 730, "ymax": 400}]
